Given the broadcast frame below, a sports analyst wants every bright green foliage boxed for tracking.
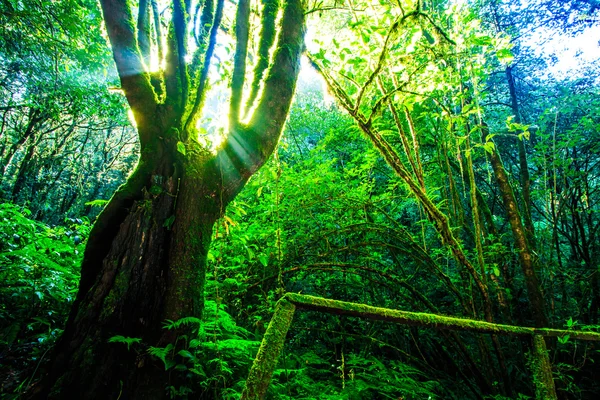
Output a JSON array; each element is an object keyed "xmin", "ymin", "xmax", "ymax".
[
  {"xmin": 206, "ymin": 91, "xmax": 461, "ymax": 398},
  {"xmin": 266, "ymin": 353, "xmax": 440, "ymax": 400},
  {"xmin": 0, "ymin": 202, "xmax": 88, "ymax": 392},
  {"xmin": 0, "ymin": 0, "xmax": 136, "ymax": 224}
]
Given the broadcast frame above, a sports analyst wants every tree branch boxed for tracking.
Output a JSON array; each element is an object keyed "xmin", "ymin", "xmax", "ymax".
[
  {"xmin": 244, "ymin": 0, "xmax": 280, "ymax": 117},
  {"xmin": 137, "ymin": 0, "xmax": 152, "ymax": 68},
  {"xmin": 184, "ymin": 0, "xmax": 224, "ymax": 135},
  {"xmin": 229, "ymin": 0, "xmax": 251, "ymax": 130},
  {"xmin": 218, "ymin": 0, "xmax": 305, "ymax": 203},
  {"xmin": 99, "ymin": 0, "xmax": 158, "ymax": 147}
]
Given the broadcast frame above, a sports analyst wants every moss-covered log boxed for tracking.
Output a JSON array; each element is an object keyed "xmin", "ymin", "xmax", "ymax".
[
  {"xmin": 285, "ymin": 293, "xmax": 600, "ymax": 340},
  {"xmin": 241, "ymin": 299, "xmax": 296, "ymax": 400},
  {"xmin": 243, "ymin": 294, "xmax": 599, "ymax": 399}
]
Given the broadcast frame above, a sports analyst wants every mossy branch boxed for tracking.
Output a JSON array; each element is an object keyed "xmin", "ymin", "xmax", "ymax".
[
  {"xmin": 244, "ymin": 0, "xmax": 280, "ymax": 116},
  {"xmin": 137, "ymin": 0, "xmax": 152, "ymax": 68},
  {"xmin": 151, "ymin": 0, "xmax": 163, "ymax": 63},
  {"xmin": 218, "ymin": 0, "xmax": 305, "ymax": 204},
  {"xmin": 99, "ymin": 0, "xmax": 158, "ymax": 147},
  {"xmin": 244, "ymin": 294, "xmax": 597, "ymax": 399},
  {"xmin": 173, "ymin": 0, "xmax": 190, "ymax": 109},
  {"xmin": 184, "ymin": 0, "xmax": 224, "ymax": 134},
  {"xmin": 530, "ymin": 335, "xmax": 558, "ymax": 400},
  {"xmin": 229, "ymin": 0, "xmax": 251, "ymax": 130},
  {"xmin": 353, "ymin": 18, "xmax": 400, "ymax": 113},
  {"xmin": 241, "ymin": 299, "xmax": 296, "ymax": 400},
  {"xmin": 284, "ymin": 293, "xmax": 600, "ymax": 341}
]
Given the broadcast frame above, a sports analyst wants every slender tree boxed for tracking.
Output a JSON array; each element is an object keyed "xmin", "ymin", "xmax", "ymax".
[{"xmin": 33, "ymin": 0, "xmax": 306, "ymax": 398}]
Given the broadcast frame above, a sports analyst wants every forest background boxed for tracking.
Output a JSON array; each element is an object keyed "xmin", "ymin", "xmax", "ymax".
[{"xmin": 1, "ymin": 0, "xmax": 600, "ymax": 399}]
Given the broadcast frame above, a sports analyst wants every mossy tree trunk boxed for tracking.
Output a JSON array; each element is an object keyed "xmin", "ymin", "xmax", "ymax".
[
  {"xmin": 482, "ymin": 124, "xmax": 548, "ymax": 328},
  {"xmin": 506, "ymin": 66, "xmax": 537, "ymax": 249},
  {"xmin": 33, "ymin": 0, "xmax": 305, "ymax": 399}
]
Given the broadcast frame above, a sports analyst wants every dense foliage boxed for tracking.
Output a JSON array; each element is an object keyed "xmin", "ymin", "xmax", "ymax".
[{"xmin": 1, "ymin": 0, "xmax": 600, "ymax": 399}]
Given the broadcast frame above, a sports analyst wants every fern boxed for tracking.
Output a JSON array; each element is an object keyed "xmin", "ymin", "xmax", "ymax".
[
  {"xmin": 84, "ymin": 199, "xmax": 109, "ymax": 207},
  {"xmin": 148, "ymin": 343, "xmax": 175, "ymax": 370},
  {"xmin": 162, "ymin": 317, "xmax": 203, "ymax": 330},
  {"xmin": 108, "ymin": 335, "xmax": 142, "ymax": 350}
]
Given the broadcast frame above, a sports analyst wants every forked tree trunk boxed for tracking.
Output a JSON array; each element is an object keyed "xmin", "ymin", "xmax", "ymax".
[{"xmin": 29, "ymin": 0, "xmax": 306, "ymax": 397}]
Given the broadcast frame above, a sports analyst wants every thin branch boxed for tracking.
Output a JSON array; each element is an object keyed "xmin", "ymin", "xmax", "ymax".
[
  {"xmin": 354, "ymin": 18, "xmax": 400, "ymax": 113},
  {"xmin": 229, "ymin": 0, "xmax": 251, "ymax": 130},
  {"xmin": 150, "ymin": 0, "xmax": 163, "ymax": 64},
  {"xmin": 99, "ymin": 0, "xmax": 158, "ymax": 147},
  {"xmin": 173, "ymin": 0, "xmax": 190, "ymax": 109},
  {"xmin": 244, "ymin": 0, "xmax": 280, "ymax": 117},
  {"xmin": 137, "ymin": 0, "xmax": 152, "ymax": 68},
  {"xmin": 184, "ymin": 0, "xmax": 225, "ymax": 134}
]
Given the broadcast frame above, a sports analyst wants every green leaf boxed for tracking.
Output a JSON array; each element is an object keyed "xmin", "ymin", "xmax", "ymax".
[
  {"xmin": 360, "ymin": 31, "xmax": 370, "ymax": 44},
  {"xmin": 176, "ymin": 141, "xmax": 186, "ymax": 156},
  {"xmin": 422, "ymin": 28, "xmax": 436, "ymax": 45},
  {"xmin": 472, "ymin": 35, "xmax": 492, "ymax": 46},
  {"xmin": 108, "ymin": 335, "xmax": 142, "ymax": 350},
  {"xmin": 85, "ymin": 199, "xmax": 109, "ymax": 207},
  {"xmin": 178, "ymin": 350, "xmax": 196, "ymax": 361},
  {"xmin": 483, "ymin": 141, "xmax": 495, "ymax": 154},
  {"xmin": 258, "ymin": 254, "xmax": 269, "ymax": 267},
  {"xmin": 163, "ymin": 215, "xmax": 175, "ymax": 229},
  {"xmin": 148, "ymin": 343, "xmax": 174, "ymax": 370},
  {"xmin": 496, "ymin": 48, "xmax": 514, "ymax": 64},
  {"xmin": 558, "ymin": 334, "xmax": 570, "ymax": 344}
]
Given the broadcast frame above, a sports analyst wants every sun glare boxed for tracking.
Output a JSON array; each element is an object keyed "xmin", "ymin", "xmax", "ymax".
[{"xmin": 127, "ymin": 109, "xmax": 137, "ymax": 128}]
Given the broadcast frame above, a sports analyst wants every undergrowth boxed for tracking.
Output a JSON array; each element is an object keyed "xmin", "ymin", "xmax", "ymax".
[{"xmin": 0, "ymin": 202, "xmax": 88, "ymax": 395}]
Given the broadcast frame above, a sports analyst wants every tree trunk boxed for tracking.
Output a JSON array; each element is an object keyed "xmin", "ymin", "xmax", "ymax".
[
  {"xmin": 483, "ymin": 125, "xmax": 548, "ymax": 328},
  {"xmin": 37, "ymin": 145, "xmax": 223, "ymax": 399},
  {"xmin": 506, "ymin": 66, "xmax": 536, "ymax": 249},
  {"xmin": 10, "ymin": 140, "xmax": 37, "ymax": 202}
]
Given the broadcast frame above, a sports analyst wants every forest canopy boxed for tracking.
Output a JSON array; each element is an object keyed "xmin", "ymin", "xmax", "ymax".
[{"xmin": 1, "ymin": 0, "xmax": 600, "ymax": 399}]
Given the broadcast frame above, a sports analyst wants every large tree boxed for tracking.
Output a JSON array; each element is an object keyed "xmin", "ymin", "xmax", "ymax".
[{"xmin": 31, "ymin": 0, "xmax": 305, "ymax": 398}]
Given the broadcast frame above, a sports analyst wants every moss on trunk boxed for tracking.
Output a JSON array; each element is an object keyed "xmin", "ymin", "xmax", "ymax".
[
  {"xmin": 30, "ymin": 0, "xmax": 306, "ymax": 396},
  {"xmin": 530, "ymin": 335, "xmax": 558, "ymax": 400}
]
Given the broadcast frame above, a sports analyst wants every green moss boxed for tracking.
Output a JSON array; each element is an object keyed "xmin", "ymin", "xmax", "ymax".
[
  {"xmin": 285, "ymin": 293, "xmax": 534, "ymax": 336},
  {"xmin": 242, "ymin": 293, "xmax": 600, "ymax": 399},
  {"xmin": 533, "ymin": 328, "xmax": 600, "ymax": 341},
  {"xmin": 149, "ymin": 184, "xmax": 163, "ymax": 196},
  {"xmin": 530, "ymin": 335, "xmax": 558, "ymax": 400}
]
